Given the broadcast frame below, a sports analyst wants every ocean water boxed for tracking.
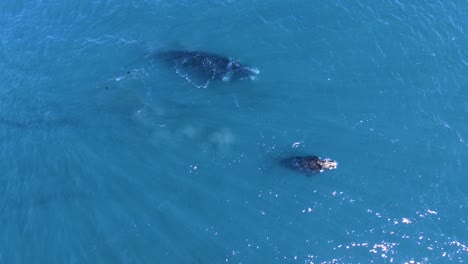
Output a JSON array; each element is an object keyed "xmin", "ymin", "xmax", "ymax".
[{"xmin": 0, "ymin": 0, "xmax": 467, "ymax": 263}]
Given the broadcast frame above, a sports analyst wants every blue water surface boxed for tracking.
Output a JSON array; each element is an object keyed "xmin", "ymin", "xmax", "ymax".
[{"xmin": 0, "ymin": 0, "xmax": 467, "ymax": 263}]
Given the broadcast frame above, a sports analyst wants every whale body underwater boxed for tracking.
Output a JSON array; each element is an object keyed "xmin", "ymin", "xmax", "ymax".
[{"xmin": 156, "ymin": 50, "xmax": 259, "ymax": 82}]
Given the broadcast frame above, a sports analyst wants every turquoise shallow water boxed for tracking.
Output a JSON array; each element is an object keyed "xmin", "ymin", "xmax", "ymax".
[{"xmin": 1, "ymin": 0, "xmax": 467, "ymax": 263}]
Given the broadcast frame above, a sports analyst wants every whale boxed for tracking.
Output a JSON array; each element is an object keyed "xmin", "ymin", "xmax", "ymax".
[
  {"xmin": 282, "ymin": 156, "xmax": 338, "ymax": 174},
  {"xmin": 156, "ymin": 50, "xmax": 259, "ymax": 82}
]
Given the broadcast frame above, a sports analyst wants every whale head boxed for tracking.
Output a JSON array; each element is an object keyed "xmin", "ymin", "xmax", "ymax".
[
  {"xmin": 316, "ymin": 158, "xmax": 338, "ymax": 171},
  {"xmin": 223, "ymin": 61, "xmax": 260, "ymax": 81}
]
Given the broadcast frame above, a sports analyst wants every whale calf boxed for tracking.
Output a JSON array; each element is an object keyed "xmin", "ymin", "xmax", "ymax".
[
  {"xmin": 156, "ymin": 50, "xmax": 259, "ymax": 82},
  {"xmin": 282, "ymin": 156, "xmax": 338, "ymax": 175}
]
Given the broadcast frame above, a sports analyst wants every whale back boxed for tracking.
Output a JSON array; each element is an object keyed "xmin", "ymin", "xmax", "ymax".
[
  {"xmin": 282, "ymin": 156, "xmax": 338, "ymax": 175},
  {"xmin": 156, "ymin": 50, "xmax": 258, "ymax": 82}
]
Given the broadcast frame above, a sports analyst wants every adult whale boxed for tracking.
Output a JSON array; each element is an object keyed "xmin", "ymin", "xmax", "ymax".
[
  {"xmin": 282, "ymin": 156, "xmax": 338, "ymax": 175},
  {"xmin": 156, "ymin": 50, "xmax": 259, "ymax": 82}
]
